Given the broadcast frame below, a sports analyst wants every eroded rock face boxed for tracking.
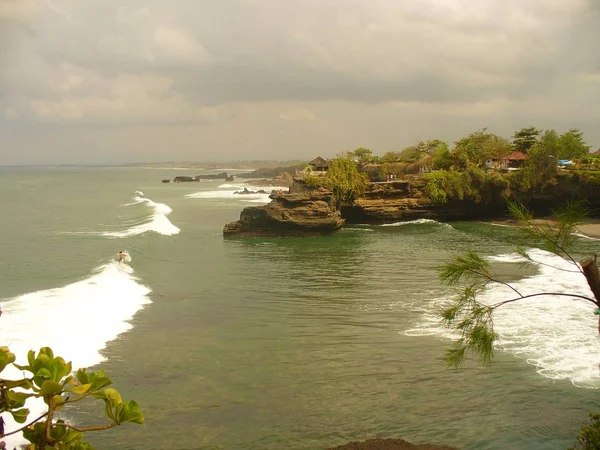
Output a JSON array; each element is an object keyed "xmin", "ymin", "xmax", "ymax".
[
  {"xmin": 342, "ymin": 179, "xmax": 502, "ymax": 224},
  {"xmin": 223, "ymin": 190, "xmax": 345, "ymax": 237}
]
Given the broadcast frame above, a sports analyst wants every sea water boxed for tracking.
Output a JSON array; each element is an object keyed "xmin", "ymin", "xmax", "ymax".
[{"xmin": 0, "ymin": 166, "xmax": 599, "ymax": 450}]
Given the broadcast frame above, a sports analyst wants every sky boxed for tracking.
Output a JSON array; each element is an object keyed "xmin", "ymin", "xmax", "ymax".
[{"xmin": 1, "ymin": 0, "xmax": 599, "ymax": 165}]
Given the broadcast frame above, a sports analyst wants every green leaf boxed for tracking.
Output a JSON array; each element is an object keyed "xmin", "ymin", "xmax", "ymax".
[
  {"xmin": 117, "ymin": 400, "xmax": 145, "ymax": 425},
  {"xmin": 6, "ymin": 390, "xmax": 30, "ymax": 408},
  {"xmin": 40, "ymin": 380, "xmax": 63, "ymax": 396},
  {"xmin": 10, "ymin": 408, "xmax": 30, "ymax": 424},
  {"xmin": 52, "ymin": 394, "xmax": 67, "ymax": 410},
  {"xmin": 1, "ymin": 378, "xmax": 33, "ymax": 390},
  {"xmin": 0, "ymin": 347, "xmax": 16, "ymax": 372},
  {"xmin": 35, "ymin": 367, "xmax": 52, "ymax": 380},
  {"xmin": 67, "ymin": 383, "xmax": 92, "ymax": 395}
]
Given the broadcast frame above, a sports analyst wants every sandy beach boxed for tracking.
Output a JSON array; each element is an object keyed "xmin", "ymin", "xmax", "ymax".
[{"xmin": 487, "ymin": 218, "xmax": 600, "ymax": 239}]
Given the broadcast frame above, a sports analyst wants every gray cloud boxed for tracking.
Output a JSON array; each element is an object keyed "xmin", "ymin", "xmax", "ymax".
[{"xmin": 0, "ymin": 0, "xmax": 599, "ymax": 164}]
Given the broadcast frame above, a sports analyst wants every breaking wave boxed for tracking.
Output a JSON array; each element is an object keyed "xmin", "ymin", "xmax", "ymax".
[
  {"xmin": 405, "ymin": 248, "xmax": 600, "ymax": 388},
  {"xmin": 0, "ymin": 257, "xmax": 151, "ymax": 448},
  {"xmin": 103, "ymin": 193, "xmax": 180, "ymax": 237}
]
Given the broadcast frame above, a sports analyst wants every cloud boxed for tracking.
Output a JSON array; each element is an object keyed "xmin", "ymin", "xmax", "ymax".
[{"xmin": 0, "ymin": 0, "xmax": 599, "ymax": 164}]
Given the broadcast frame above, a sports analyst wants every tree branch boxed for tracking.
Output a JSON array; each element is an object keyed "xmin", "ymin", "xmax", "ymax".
[
  {"xmin": 490, "ymin": 292, "xmax": 597, "ymax": 310},
  {"xmin": 61, "ymin": 422, "xmax": 117, "ymax": 433},
  {"xmin": 1, "ymin": 412, "xmax": 48, "ymax": 438}
]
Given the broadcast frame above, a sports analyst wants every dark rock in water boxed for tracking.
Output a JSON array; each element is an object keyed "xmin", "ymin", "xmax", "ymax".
[
  {"xmin": 161, "ymin": 179, "xmax": 171, "ymax": 183},
  {"xmin": 233, "ymin": 188, "xmax": 268, "ymax": 195},
  {"xmin": 195, "ymin": 172, "xmax": 229, "ymax": 180},
  {"xmin": 173, "ymin": 176, "xmax": 198, "ymax": 183},
  {"xmin": 327, "ymin": 438, "xmax": 458, "ymax": 450},
  {"xmin": 172, "ymin": 172, "xmax": 231, "ymax": 182},
  {"xmin": 223, "ymin": 189, "xmax": 344, "ymax": 237}
]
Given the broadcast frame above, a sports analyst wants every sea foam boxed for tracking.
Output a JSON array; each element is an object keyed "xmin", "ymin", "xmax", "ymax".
[
  {"xmin": 0, "ymin": 258, "xmax": 151, "ymax": 447},
  {"xmin": 406, "ymin": 248, "xmax": 600, "ymax": 388},
  {"xmin": 104, "ymin": 194, "xmax": 180, "ymax": 237},
  {"xmin": 186, "ymin": 183, "xmax": 282, "ymax": 204}
]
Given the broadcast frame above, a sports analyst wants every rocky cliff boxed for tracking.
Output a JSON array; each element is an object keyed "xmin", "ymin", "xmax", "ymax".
[
  {"xmin": 223, "ymin": 171, "xmax": 600, "ymax": 236},
  {"xmin": 342, "ymin": 178, "xmax": 503, "ymax": 224},
  {"xmin": 223, "ymin": 189, "xmax": 344, "ymax": 237}
]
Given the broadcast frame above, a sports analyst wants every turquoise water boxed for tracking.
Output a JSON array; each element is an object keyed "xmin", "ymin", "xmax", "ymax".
[{"xmin": 0, "ymin": 167, "xmax": 599, "ymax": 450}]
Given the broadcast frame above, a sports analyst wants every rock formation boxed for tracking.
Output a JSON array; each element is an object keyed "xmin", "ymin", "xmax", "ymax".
[
  {"xmin": 342, "ymin": 178, "xmax": 495, "ymax": 224},
  {"xmin": 223, "ymin": 189, "xmax": 344, "ymax": 237}
]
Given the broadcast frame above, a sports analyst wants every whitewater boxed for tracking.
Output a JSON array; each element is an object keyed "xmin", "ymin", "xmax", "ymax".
[
  {"xmin": 0, "ymin": 256, "xmax": 151, "ymax": 448},
  {"xmin": 406, "ymin": 247, "xmax": 600, "ymax": 388},
  {"xmin": 185, "ymin": 182, "xmax": 283, "ymax": 204}
]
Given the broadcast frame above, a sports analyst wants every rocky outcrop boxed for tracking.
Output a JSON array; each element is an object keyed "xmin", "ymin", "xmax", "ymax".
[
  {"xmin": 234, "ymin": 188, "xmax": 269, "ymax": 195},
  {"xmin": 342, "ymin": 178, "xmax": 505, "ymax": 224},
  {"xmin": 172, "ymin": 172, "xmax": 233, "ymax": 183},
  {"xmin": 223, "ymin": 189, "xmax": 344, "ymax": 237}
]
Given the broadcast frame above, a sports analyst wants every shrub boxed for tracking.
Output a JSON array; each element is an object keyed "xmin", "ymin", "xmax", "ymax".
[{"xmin": 0, "ymin": 346, "xmax": 143, "ymax": 449}]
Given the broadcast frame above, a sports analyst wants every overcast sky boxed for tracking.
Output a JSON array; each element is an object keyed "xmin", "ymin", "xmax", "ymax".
[{"xmin": 1, "ymin": 0, "xmax": 599, "ymax": 165}]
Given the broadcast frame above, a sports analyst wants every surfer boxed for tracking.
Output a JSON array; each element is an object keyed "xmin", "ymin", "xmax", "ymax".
[{"xmin": 118, "ymin": 250, "xmax": 125, "ymax": 263}]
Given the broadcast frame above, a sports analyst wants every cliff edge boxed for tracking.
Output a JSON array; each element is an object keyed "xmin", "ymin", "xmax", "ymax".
[{"xmin": 223, "ymin": 189, "xmax": 344, "ymax": 237}]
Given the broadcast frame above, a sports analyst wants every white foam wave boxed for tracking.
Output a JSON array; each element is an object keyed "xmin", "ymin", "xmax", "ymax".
[
  {"xmin": 406, "ymin": 248, "xmax": 600, "ymax": 388},
  {"xmin": 186, "ymin": 189, "xmax": 274, "ymax": 202},
  {"xmin": 0, "ymin": 259, "xmax": 151, "ymax": 448},
  {"xmin": 104, "ymin": 194, "xmax": 179, "ymax": 237},
  {"xmin": 380, "ymin": 219, "xmax": 439, "ymax": 227},
  {"xmin": 574, "ymin": 231, "xmax": 600, "ymax": 241}
]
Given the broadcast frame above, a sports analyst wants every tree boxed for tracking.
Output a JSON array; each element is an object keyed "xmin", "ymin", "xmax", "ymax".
[
  {"xmin": 439, "ymin": 200, "xmax": 600, "ymax": 366},
  {"xmin": 452, "ymin": 130, "xmax": 512, "ymax": 169},
  {"xmin": 559, "ymin": 129, "xmax": 591, "ymax": 160},
  {"xmin": 570, "ymin": 413, "xmax": 600, "ymax": 449},
  {"xmin": 512, "ymin": 127, "xmax": 541, "ymax": 153},
  {"xmin": 432, "ymin": 142, "xmax": 453, "ymax": 170},
  {"xmin": 381, "ymin": 152, "xmax": 400, "ymax": 163},
  {"xmin": 398, "ymin": 145, "xmax": 425, "ymax": 163},
  {"xmin": 349, "ymin": 147, "xmax": 374, "ymax": 164},
  {"xmin": 510, "ymin": 130, "xmax": 559, "ymax": 196},
  {"xmin": 0, "ymin": 346, "xmax": 144, "ymax": 449},
  {"xmin": 323, "ymin": 157, "xmax": 369, "ymax": 203}
]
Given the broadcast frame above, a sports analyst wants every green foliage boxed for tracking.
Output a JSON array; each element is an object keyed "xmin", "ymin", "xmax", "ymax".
[
  {"xmin": 559, "ymin": 129, "xmax": 591, "ymax": 160},
  {"xmin": 453, "ymin": 130, "xmax": 512, "ymax": 169},
  {"xmin": 322, "ymin": 158, "xmax": 369, "ymax": 203},
  {"xmin": 398, "ymin": 145, "xmax": 425, "ymax": 163},
  {"xmin": 512, "ymin": 127, "xmax": 540, "ymax": 153},
  {"xmin": 381, "ymin": 152, "xmax": 400, "ymax": 163},
  {"xmin": 438, "ymin": 200, "xmax": 596, "ymax": 367},
  {"xmin": 424, "ymin": 167, "xmax": 508, "ymax": 205},
  {"xmin": 508, "ymin": 130, "xmax": 559, "ymax": 196},
  {"xmin": 569, "ymin": 413, "xmax": 600, "ymax": 450},
  {"xmin": 432, "ymin": 142, "xmax": 453, "ymax": 170},
  {"xmin": 349, "ymin": 147, "xmax": 374, "ymax": 164},
  {"xmin": 303, "ymin": 174, "xmax": 327, "ymax": 189},
  {"xmin": 424, "ymin": 172, "xmax": 449, "ymax": 204},
  {"xmin": 0, "ymin": 347, "xmax": 144, "ymax": 449}
]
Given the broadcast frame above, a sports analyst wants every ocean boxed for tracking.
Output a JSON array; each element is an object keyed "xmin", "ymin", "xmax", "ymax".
[{"xmin": 1, "ymin": 166, "xmax": 599, "ymax": 450}]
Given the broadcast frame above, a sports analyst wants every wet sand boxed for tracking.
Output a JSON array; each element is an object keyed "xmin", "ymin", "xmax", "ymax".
[{"xmin": 487, "ymin": 218, "xmax": 600, "ymax": 240}]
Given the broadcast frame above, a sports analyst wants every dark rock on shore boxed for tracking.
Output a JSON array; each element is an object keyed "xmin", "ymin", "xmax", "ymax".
[
  {"xmin": 233, "ymin": 187, "xmax": 270, "ymax": 195},
  {"xmin": 327, "ymin": 438, "xmax": 458, "ymax": 450},
  {"xmin": 223, "ymin": 189, "xmax": 344, "ymax": 237}
]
